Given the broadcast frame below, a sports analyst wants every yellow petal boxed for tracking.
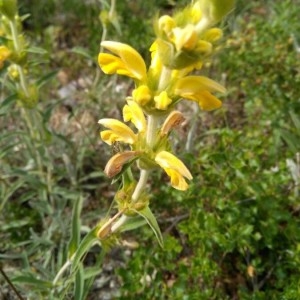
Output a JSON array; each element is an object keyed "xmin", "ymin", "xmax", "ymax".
[
  {"xmin": 0, "ymin": 45, "xmax": 11, "ymax": 68},
  {"xmin": 175, "ymin": 75, "xmax": 225, "ymax": 110},
  {"xmin": 158, "ymin": 15, "xmax": 176, "ymax": 36},
  {"xmin": 132, "ymin": 85, "xmax": 152, "ymax": 106},
  {"xmin": 123, "ymin": 100, "xmax": 147, "ymax": 132},
  {"xmin": 155, "ymin": 151, "xmax": 192, "ymax": 179},
  {"xmin": 203, "ymin": 28, "xmax": 223, "ymax": 43},
  {"xmin": 175, "ymin": 76, "xmax": 226, "ymax": 94},
  {"xmin": 172, "ymin": 25, "xmax": 198, "ymax": 51},
  {"xmin": 154, "ymin": 91, "xmax": 172, "ymax": 110},
  {"xmin": 149, "ymin": 41, "xmax": 163, "ymax": 78},
  {"xmin": 155, "ymin": 151, "xmax": 192, "ymax": 190},
  {"xmin": 165, "ymin": 168, "xmax": 189, "ymax": 191},
  {"xmin": 98, "ymin": 118, "xmax": 137, "ymax": 145},
  {"xmin": 194, "ymin": 91, "xmax": 222, "ymax": 110},
  {"xmin": 98, "ymin": 53, "xmax": 134, "ymax": 77},
  {"xmin": 99, "ymin": 41, "xmax": 147, "ymax": 81}
]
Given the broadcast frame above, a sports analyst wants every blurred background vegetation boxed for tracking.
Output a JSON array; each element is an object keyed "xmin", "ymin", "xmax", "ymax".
[{"xmin": 1, "ymin": 0, "xmax": 300, "ymax": 299}]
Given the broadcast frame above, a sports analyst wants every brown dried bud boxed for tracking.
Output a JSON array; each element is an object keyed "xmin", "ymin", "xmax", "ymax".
[
  {"xmin": 161, "ymin": 110, "xmax": 185, "ymax": 136},
  {"xmin": 97, "ymin": 222, "xmax": 112, "ymax": 239},
  {"xmin": 104, "ymin": 151, "xmax": 139, "ymax": 178}
]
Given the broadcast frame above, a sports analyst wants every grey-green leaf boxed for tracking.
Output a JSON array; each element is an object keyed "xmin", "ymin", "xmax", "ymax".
[{"xmin": 133, "ymin": 207, "xmax": 164, "ymax": 248}]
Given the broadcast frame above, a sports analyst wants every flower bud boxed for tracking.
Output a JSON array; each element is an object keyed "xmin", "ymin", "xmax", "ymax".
[
  {"xmin": 161, "ymin": 111, "xmax": 185, "ymax": 136},
  {"xmin": 18, "ymin": 84, "xmax": 39, "ymax": 109},
  {"xmin": 172, "ymin": 25, "xmax": 198, "ymax": 52},
  {"xmin": 158, "ymin": 15, "xmax": 175, "ymax": 36},
  {"xmin": 8, "ymin": 64, "xmax": 19, "ymax": 79},
  {"xmin": 0, "ymin": 0, "xmax": 17, "ymax": 21},
  {"xmin": 154, "ymin": 91, "xmax": 172, "ymax": 110},
  {"xmin": 97, "ymin": 221, "xmax": 111, "ymax": 239},
  {"xmin": 0, "ymin": 45, "xmax": 11, "ymax": 68},
  {"xmin": 104, "ymin": 151, "xmax": 139, "ymax": 178},
  {"xmin": 203, "ymin": 28, "xmax": 223, "ymax": 43},
  {"xmin": 132, "ymin": 85, "xmax": 152, "ymax": 106}
]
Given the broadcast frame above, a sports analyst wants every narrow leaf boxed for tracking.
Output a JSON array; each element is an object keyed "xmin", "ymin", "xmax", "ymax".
[
  {"xmin": 68, "ymin": 196, "xmax": 84, "ymax": 257},
  {"xmin": 12, "ymin": 275, "xmax": 53, "ymax": 290},
  {"xmin": 71, "ymin": 227, "xmax": 100, "ymax": 272},
  {"xmin": 26, "ymin": 47, "xmax": 48, "ymax": 55},
  {"xmin": 290, "ymin": 111, "xmax": 300, "ymax": 133},
  {"xmin": 133, "ymin": 207, "xmax": 164, "ymax": 247},
  {"xmin": 119, "ymin": 215, "xmax": 147, "ymax": 232},
  {"xmin": 36, "ymin": 70, "xmax": 58, "ymax": 89},
  {"xmin": 74, "ymin": 264, "xmax": 84, "ymax": 300},
  {"xmin": 71, "ymin": 47, "xmax": 93, "ymax": 60}
]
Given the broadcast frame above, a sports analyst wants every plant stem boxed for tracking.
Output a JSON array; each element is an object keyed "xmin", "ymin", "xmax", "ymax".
[
  {"xmin": 9, "ymin": 20, "xmax": 29, "ymax": 97},
  {"xmin": 109, "ymin": 0, "xmax": 116, "ymax": 19},
  {"xmin": 111, "ymin": 115, "xmax": 160, "ymax": 233},
  {"xmin": 146, "ymin": 114, "xmax": 160, "ymax": 147},
  {"xmin": 10, "ymin": 16, "xmax": 54, "ymax": 208},
  {"xmin": 131, "ymin": 169, "xmax": 149, "ymax": 201},
  {"xmin": 52, "ymin": 255, "xmax": 74, "ymax": 286}
]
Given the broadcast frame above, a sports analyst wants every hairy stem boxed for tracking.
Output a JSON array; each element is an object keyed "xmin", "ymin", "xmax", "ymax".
[{"xmin": 9, "ymin": 20, "xmax": 29, "ymax": 97}]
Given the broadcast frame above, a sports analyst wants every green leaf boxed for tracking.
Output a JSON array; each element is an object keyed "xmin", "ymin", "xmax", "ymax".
[
  {"xmin": 12, "ymin": 274, "xmax": 53, "ymax": 290},
  {"xmin": 290, "ymin": 111, "xmax": 300, "ymax": 134},
  {"xmin": 133, "ymin": 207, "xmax": 164, "ymax": 248},
  {"xmin": 71, "ymin": 227, "xmax": 100, "ymax": 272},
  {"xmin": 26, "ymin": 46, "xmax": 48, "ymax": 55},
  {"xmin": 119, "ymin": 215, "xmax": 147, "ymax": 232},
  {"xmin": 280, "ymin": 129, "xmax": 298, "ymax": 153},
  {"xmin": 82, "ymin": 251, "xmax": 106, "ymax": 299},
  {"xmin": 0, "ymin": 93, "xmax": 17, "ymax": 108},
  {"xmin": 0, "ymin": 179, "xmax": 25, "ymax": 212},
  {"xmin": 78, "ymin": 171, "xmax": 105, "ymax": 183},
  {"xmin": 68, "ymin": 196, "xmax": 84, "ymax": 257},
  {"xmin": 0, "ymin": 93, "xmax": 17, "ymax": 116},
  {"xmin": 71, "ymin": 47, "xmax": 93, "ymax": 60},
  {"xmin": 74, "ymin": 264, "xmax": 84, "ymax": 300},
  {"xmin": 36, "ymin": 70, "xmax": 58, "ymax": 89}
]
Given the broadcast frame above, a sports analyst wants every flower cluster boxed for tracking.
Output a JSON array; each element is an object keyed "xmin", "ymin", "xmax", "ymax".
[
  {"xmin": 0, "ymin": 0, "xmax": 39, "ymax": 108},
  {"xmin": 97, "ymin": 0, "xmax": 234, "ymax": 234}
]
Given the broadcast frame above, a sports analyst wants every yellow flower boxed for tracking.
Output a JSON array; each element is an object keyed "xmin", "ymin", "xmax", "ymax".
[
  {"xmin": 123, "ymin": 100, "xmax": 147, "ymax": 132},
  {"xmin": 191, "ymin": 2, "xmax": 202, "ymax": 23},
  {"xmin": 98, "ymin": 118, "xmax": 137, "ymax": 145},
  {"xmin": 0, "ymin": 45, "xmax": 11, "ymax": 69},
  {"xmin": 158, "ymin": 15, "xmax": 176, "ymax": 36},
  {"xmin": 148, "ymin": 41, "xmax": 163, "ymax": 79},
  {"xmin": 174, "ymin": 75, "xmax": 226, "ymax": 110},
  {"xmin": 98, "ymin": 41, "xmax": 147, "ymax": 82},
  {"xmin": 172, "ymin": 24, "xmax": 198, "ymax": 51},
  {"xmin": 155, "ymin": 151, "xmax": 193, "ymax": 191},
  {"xmin": 132, "ymin": 85, "xmax": 152, "ymax": 106},
  {"xmin": 203, "ymin": 28, "xmax": 223, "ymax": 43},
  {"xmin": 154, "ymin": 91, "xmax": 172, "ymax": 110}
]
